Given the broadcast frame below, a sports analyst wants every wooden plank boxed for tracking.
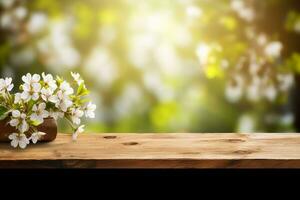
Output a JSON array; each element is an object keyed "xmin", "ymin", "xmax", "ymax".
[{"xmin": 0, "ymin": 133, "xmax": 300, "ymax": 168}]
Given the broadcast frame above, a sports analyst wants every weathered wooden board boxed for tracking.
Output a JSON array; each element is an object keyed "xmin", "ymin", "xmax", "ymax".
[{"xmin": 0, "ymin": 133, "xmax": 300, "ymax": 168}]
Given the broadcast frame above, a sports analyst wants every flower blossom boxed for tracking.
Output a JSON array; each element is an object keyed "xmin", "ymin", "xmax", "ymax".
[
  {"xmin": 71, "ymin": 72, "xmax": 84, "ymax": 86},
  {"xmin": 21, "ymin": 73, "xmax": 41, "ymax": 102},
  {"xmin": 84, "ymin": 102, "xmax": 96, "ymax": 118},
  {"xmin": 0, "ymin": 77, "xmax": 14, "ymax": 92},
  {"xmin": 42, "ymin": 72, "xmax": 57, "ymax": 91},
  {"xmin": 72, "ymin": 125, "xmax": 85, "ymax": 141},
  {"xmin": 8, "ymin": 133, "xmax": 29, "ymax": 149},
  {"xmin": 9, "ymin": 110, "xmax": 29, "ymax": 133},
  {"xmin": 30, "ymin": 103, "xmax": 49, "ymax": 124},
  {"xmin": 70, "ymin": 108, "xmax": 84, "ymax": 125},
  {"xmin": 30, "ymin": 131, "xmax": 46, "ymax": 144}
]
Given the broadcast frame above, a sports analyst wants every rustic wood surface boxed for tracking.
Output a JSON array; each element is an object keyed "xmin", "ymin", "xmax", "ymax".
[{"xmin": 0, "ymin": 133, "xmax": 300, "ymax": 168}]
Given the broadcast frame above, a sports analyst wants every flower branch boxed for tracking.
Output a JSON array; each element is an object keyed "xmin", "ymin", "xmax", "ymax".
[{"xmin": 0, "ymin": 72, "xmax": 96, "ymax": 149}]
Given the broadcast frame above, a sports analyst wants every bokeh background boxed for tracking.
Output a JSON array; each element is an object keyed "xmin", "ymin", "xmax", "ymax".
[{"xmin": 1, "ymin": 0, "xmax": 300, "ymax": 133}]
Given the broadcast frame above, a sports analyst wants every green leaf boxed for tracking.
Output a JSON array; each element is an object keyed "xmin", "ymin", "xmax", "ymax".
[
  {"xmin": 27, "ymin": 100, "xmax": 35, "ymax": 112},
  {"xmin": 79, "ymin": 98, "xmax": 91, "ymax": 104},
  {"xmin": 81, "ymin": 90, "xmax": 90, "ymax": 96},
  {"xmin": 77, "ymin": 83, "xmax": 90, "ymax": 96},
  {"xmin": 31, "ymin": 120, "xmax": 43, "ymax": 126},
  {"xmin": 56, "ymin": 75, "xmax": 64, "ymax": 84},
  {"xmin": 0, "ymin": 106, "xmax": 8, "ymax": 120},
  {"xmin": 77, "ymin": 82, "xmax": 84, "ymax": 95}
]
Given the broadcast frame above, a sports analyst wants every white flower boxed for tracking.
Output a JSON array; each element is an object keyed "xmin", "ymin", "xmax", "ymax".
[
  {"xmin": 0, "ymin": 77, "xmax": 14, "ymax": 92},
  {"xmin": 186, "ymin": 6, "xmax": 202, "ymax": 19},
  {"xmin": 14, "ymin": 93, "xmax": 22, "ymax": 104},
  {"xmin": 70, "ymin": 108, "xmax": 84, "ymax": 125},
  {"xmin": 9, "ymin": 110, "xmax": 21, "ymax": 127},
  {"xmin": 225, "ymin": 76, "xmax": 243, "ymax": 103},
  {"xmin": 196, "ymin": 43, "xmax": 210, "ymax": 66},
  {"xmin": 84, "ymin": 102, "xmax": 96, "ymax": 118},
  {"xmin": 72, "ymin": 125, "xmax": 85, "ymax": 141},
  {"xmin": 41, "ymin": 87, "xmax": 55, "ymax": 102},
  {"xmin": 264, "ymin": 41, "xmax": 283, "ymax": 58},
  {"xmin": 231, "ymin": 0, "xmax": 255, "ymax": 22},
  {"xmin": 0, "ymin": 13, "xmax": 13, "ymax": 29},
  {"xmin": 0, "ymin": 0, "xmax": 15, "ymax": 9},
  {"xmin": 21, "ymin": 73, "xmax": 41, "ymax": 102},
  {"xmin": 225, "ymin": 83, "xmax": 243, "ymax": 103},
  {"xmin": 21, "ymin": 83, "xmax": 41, "ymax": 102},
  {"xmin": 239, "ymin": 8, "xmax": 255, "ymax": 22},
  {"xmin": 48, "ymin": 92, "xmax": 59, "ymax": 104},
  {"xmin": 277, "ymin": 74, "xmax": 294, "ymax": 91},
  {"xmin": 257, "ymin": 34, "xmax": 267, "ymax": 46},
  {"xmin": 49, "ymin": 110, "xmax": 64, "ymax": 120},
  {"xmin": 249, "ymin": 61, "xmax": 261, "ymax": 75},
  {"xmin": 237, "ymin": 114, "xmax": 256, "ymax": 133},
  {"xmin": 9, "ymin": 110, "xmax": 29, "ymax": 133},
  {"xmin": 30, "ymin": 131, "xmax": 46, "ymax": 144},
  {"xmin": 30, "ymin": 103, "xmax": 49, "ymax": 124},
  {"xmin": 264, "ymin": 85, "xmax": 277, "ymax": 102},
  {"xmin": 60, "ymin": 81, "xmax": 74, "ymax": 95},
  {"xmin": 27, "ymin": 12, "xmax": 47, "ymax": 34},
  {"xmin": 42, "ymin": 72, "xmax": 57, "ymax": 91},
  {"xmin": 8, "ymin": 133, "xmax": 30, "ymax": 149},
  {"xmin": 54, "ymin": 90, "xmax": 73, "ymax": 112},
  {"xmin": 246, "ymin": 82, "xmax": 261, "ymax": 102},
  {"xmin": 14, "ymin": 7, "xmax": 27, "ymax": 20},
  {"xmin": 71, "ymin": 72, "xmax": 84, "ymax": 86},
  {"xmin": 22, "ymin": 73, "xmax": 40, "ymax": 85},
  {"xmin": 231, "ymin": 0, "xmax": 244, "ymax": 12}
]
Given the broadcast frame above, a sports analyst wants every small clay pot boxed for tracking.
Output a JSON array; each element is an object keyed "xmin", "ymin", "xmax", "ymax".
[{"xmin": 0, "ymin": 118, "xmax": 57, "ymax": 142}]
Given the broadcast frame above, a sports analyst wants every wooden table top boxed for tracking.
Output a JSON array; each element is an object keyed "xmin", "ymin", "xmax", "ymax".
[{"xmin": 0, "ymin": 133, "xmax": 300, "ymax": 168}]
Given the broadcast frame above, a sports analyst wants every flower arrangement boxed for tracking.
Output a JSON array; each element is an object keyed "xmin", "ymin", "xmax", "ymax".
[{"xmin": 0, "ymin": 72, "xmax": 96, "ymax": 149}]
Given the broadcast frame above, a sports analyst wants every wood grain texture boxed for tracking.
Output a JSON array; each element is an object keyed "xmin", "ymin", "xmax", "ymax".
[{"xmin": 0, "ymin": 133, "xmax": 300, "ymax": 168}]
